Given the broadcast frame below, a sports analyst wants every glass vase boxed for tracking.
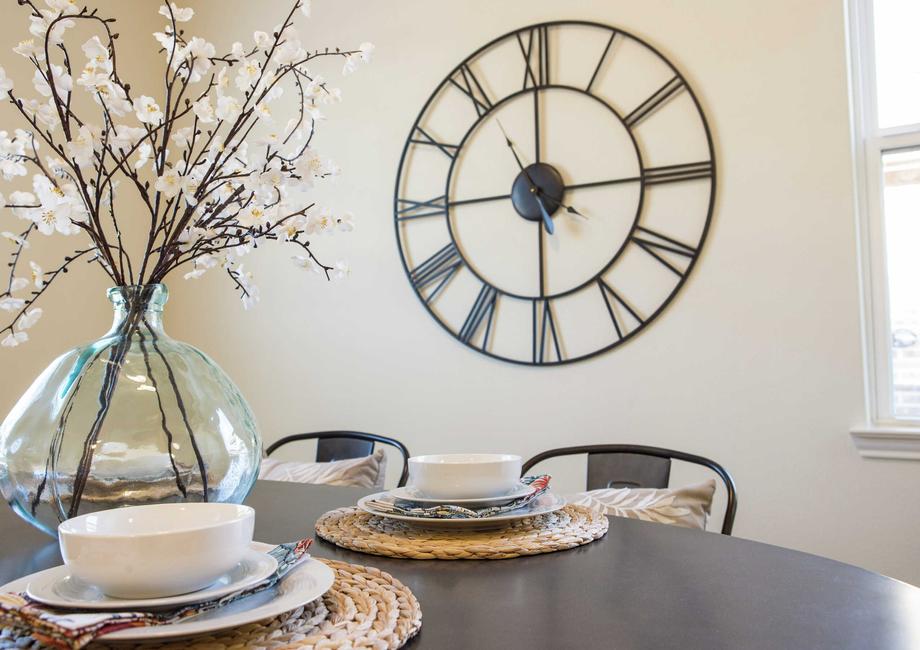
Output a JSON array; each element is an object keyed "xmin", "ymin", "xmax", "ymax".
[{"xmin": 0, "ymin": 284, "xmax": 261, "ymax": 536}]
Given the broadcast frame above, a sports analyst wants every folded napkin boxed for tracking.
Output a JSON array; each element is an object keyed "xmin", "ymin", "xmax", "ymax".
[
  {"xmin": 0, "ymin": 538, "xmax": 312, "ymax": 650},
  {"xmin": 367, "ymin": 475, "xmax": 551, "ymax": 519}
]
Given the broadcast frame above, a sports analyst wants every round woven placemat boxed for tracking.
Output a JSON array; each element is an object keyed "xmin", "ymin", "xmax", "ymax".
[
  {"xmin": 315, "ymin": 504, "xmax": 608, "ymax": 560},
  {"xmin": 98, "ymin": 559, "xmax": 421, "ymax": 650},
  {"xmin": 0, "ymin": 559, "xmax": 421, "ymax": 650}
]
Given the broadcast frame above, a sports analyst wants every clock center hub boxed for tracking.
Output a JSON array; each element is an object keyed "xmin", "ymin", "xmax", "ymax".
[{"xmin": 511, "ymin": 162, "xmax": 565, "ymax": 222}]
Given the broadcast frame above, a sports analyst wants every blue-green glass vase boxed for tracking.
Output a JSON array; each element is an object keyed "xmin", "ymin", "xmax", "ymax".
[{"xmin": 0, "ymin": 284, "xmax": 261, "ymax": 536}]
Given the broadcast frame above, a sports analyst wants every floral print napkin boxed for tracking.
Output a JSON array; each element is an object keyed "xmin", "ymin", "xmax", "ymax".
[{"xmin": 366, "ymin": 475, "xmax": 552, "ymax": 519}]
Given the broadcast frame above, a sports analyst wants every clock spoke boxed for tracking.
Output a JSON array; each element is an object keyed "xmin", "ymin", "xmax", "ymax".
[
  {"xmin": 448, "ymin": 193, "xmax": 512, "ymax": 208},
  {"xmin": 564, "ymin": 175, "xmax": 642, "ymax": 191}
]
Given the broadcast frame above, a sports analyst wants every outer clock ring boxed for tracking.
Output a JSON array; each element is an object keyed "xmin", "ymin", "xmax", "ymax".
[{"xmin": 394, "ymin": 20, "xmax": 717, "ymax": 366}]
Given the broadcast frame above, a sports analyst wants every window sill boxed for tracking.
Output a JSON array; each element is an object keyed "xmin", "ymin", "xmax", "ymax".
[{"xmin": 850, "ymin": 425, "xmax": 920, "ymax": 460}]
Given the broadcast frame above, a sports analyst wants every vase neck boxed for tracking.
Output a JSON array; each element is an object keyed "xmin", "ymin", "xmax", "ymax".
[{"xmin": 107, "ymin": 285, "xmax": 168, "ymax": 337}]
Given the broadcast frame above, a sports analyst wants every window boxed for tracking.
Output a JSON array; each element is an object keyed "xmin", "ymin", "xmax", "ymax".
[{"xmin": 850, "ymin": 0, "xmax": 920, "ymax": 426}]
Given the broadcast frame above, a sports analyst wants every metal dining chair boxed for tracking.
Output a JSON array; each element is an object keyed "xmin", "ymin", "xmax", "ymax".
[
  {"xmin": 264, "ymin": 431, "xmax": 411, "ymax": 487},
  {"xmin": 522, "ymin": 444, "xmax": 738, "ymax": 535}
]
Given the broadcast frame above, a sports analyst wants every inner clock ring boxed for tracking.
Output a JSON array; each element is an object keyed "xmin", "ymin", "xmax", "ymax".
[
  {"xmin": 510, "ymin": 163, "xmax": 564, "ymax": 220},
  {"xmin": 445, "ymin": 85, "xmax": 644, "ymax": 301}
]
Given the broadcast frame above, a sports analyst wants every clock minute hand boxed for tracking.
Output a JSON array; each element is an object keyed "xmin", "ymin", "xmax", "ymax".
[{"xmin": 497, "ymin": 120, "xmax": 554, "ymax": 234}]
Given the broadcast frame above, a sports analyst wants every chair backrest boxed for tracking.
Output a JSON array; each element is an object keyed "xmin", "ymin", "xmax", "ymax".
[
  {"xmin": 522, "ymin": 444, "xmax": 737, "ymax": 535},
  {"xmin": 264, "ymin": 431, "xmax": 411, "ymax": 487}
]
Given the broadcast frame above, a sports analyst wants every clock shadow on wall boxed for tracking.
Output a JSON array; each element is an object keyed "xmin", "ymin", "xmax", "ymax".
[{"xmin": 394, "ymin": 21, "xmax": 716, "ymax": 366}]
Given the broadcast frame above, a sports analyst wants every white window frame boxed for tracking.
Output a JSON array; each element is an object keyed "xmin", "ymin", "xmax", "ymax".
[{"xmin": 848, "ymin": 0, "xmax": 920, "ymax": 458}]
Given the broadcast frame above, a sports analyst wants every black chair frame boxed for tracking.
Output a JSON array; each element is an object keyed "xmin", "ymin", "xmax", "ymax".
[
  {"xmin": 522, "ymin": 444, "xmax": 737, "ymax": 535},
  {"xmin": 265, "ymin": 431, "xmax": 411, "ymax": 487}
]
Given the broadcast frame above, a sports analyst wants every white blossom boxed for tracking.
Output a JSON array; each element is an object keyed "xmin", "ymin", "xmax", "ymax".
[
  {"xmin": 109, "ymin": 125, "xmax": 146, "ymax": 152},
  {"xmin": 10, "ymin": 277, "xmax": 28, "ymax": 292},
  {"xmin": 0, "ymin": 232, "xmax": 30, "ymax": 249},
  {"xmin": 154, "ymin": 168, "xmax": 183, "ymax": 198},
  {"xmin": 253, "ymin": 31, "xmax": 271, "ymax": 49},
  {"xmin": 235, "ymin": 58, "xmax": 261, "ymax": 92},
  {"xmin": 13, "ymin": 38, "xmax": 43, "ymax": 61},
  {"xmin": 1, "ymin": 331, "xmax": 28, "ymax": 347},
  {"xmin": 0, "ymin": 297, "xmax": 26, "ymax": 312},
  {"xmin": 192, "ymin": 96, "xmax": 215, "ymax": 123},
  {"xmin": 179, "ymin": 37, "xmax": 215, "ymax": 83},
  {"xmin": 33, "ymin": 65, "xmax": 72, "ymax": 98},
  {"xmin": 0, "ymin": 67, "xmax": 13, "ymax": 94},
  {"xmin": 215, "ymin": 95, "xmax": 242, "ymax": 121},
  {"xmin": 0, "ymin": 131, "xmax": 28, "ymax": 180},
  {"xmin": 135, "ymin": 142, "xmax": 153, "ymax": 169},
  {"xmin": 153, "ymin": 27, "xmax": 177, "ymax": 52},
  {"xmin": 358, "ymin": 42, "xmax": 375, "ymax": 63},
  {"xmin": 18, "ymin": 307, "xmax": 42, "ymax": 329},
  {"xmin": 65, "ymin": 125, "xmax": 98, "ymax": 168},
  {"xmin": 236, "ymin": 204, "xmax": 270, "ymax": 228},
  {"xmin": 159, "ymin": 3, "xmax": 194, "ymax": 22},
  {"xmin": 28, "ymin": 175, "xmax": 80, "ymax": 235},
  {"xmin": 336, "ymin": 212, "xmax": 354, "ymax": 232},
  {"xmin": 330, "ymin": 260, "xmax": 349, "ymax": 280},
  {"xmin": 134, "ymin": 95, "xmax": 163, "ymax": 125},
  {"xmin": 45, "ymin": 0, "xmax": 79, "ymax": 16},
  {"xmin": 300, "ymin": 0, "xmax": 311, "ymax": 17},
  {"xmin": 29, "ymin": 261, "xmax": 44, "ymax": 288}
]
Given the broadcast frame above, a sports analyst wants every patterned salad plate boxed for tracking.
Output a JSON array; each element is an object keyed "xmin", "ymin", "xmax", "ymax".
[
  {"xmin": 1, "ymin": 542, "xmax": 334, "ymax": 641},
  {"xmin": 358, "ymin": 491, "xmax": 567, "ymax": 529}
]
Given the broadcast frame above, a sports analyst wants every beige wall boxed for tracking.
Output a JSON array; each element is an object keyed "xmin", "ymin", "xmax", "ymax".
[{"xmin": 2, "ymin": 0, "xmax": 919, "ymax": 585}]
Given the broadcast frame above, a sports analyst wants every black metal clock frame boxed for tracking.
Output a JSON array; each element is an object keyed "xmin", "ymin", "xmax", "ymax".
[{"xmin": 393, "ymin": 20, "xmax": 717, "ymax": 366}]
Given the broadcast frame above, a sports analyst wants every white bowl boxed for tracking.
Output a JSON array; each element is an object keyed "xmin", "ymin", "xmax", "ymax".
[
  {"xmin": 408, "ymin": 453, "xmax": 523, "ymax": 499},
  {"xmin": 58, "ymin": 503, "xmax": 255, "ymax": 599}
]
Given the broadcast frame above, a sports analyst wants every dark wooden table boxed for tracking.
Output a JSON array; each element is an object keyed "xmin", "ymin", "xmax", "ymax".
[{"xmin": 1, "ymin": 481, "xmax": 918, "ymax": 649}]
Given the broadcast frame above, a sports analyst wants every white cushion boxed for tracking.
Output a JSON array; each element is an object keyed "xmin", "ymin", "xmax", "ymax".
[
  {"xmin": 569, "ymin": 479, "xmax": 716, "ymax": 530},
  {"xmin": 259, "ymin": 448, "xmax": 387, "ymax": 489}
]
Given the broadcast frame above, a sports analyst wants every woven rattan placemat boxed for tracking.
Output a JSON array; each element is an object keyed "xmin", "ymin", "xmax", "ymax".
[
  {"xmin": 1, "ymin": 559, "xmax": 421, "ymax": 650},
  {"xmin": 315, "ymin": 504, "xmax": 609, "ymax": 560}
]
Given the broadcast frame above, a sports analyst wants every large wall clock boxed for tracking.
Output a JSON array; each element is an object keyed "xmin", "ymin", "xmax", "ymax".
[{"xmin": 394, "ymin": 21, "xmax": 715, "ymax": 366}]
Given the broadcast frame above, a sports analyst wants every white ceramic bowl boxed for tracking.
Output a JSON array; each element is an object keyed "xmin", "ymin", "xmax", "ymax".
[
  {"xmin": 408, "ymin": 453, "xmax": 523, "ymax": 499},
  {"xmin": 58, "ymin": 503, "xmax": 255, "ymax": 599}
]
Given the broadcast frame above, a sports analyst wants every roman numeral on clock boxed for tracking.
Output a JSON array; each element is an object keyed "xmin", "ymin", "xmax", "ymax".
[
  {"xmin": 586, "ymin": 31, "xmax": 617, "ymax": 92},
  {"xmin": 533, "ymin": 299, "xmax": 562, "ymax": 363},
  {"xmin": 449, "ymin": 63, "xmax": 492, "ymax": 117},
  {"xmin": 459, "ymin": 284, "xmax": 498, "ymax": 349},
  {"xmin": 409, "ymin": 126, "xmax": 459, "ymax": 160},
  {"xmin": 644, "ymin": 161, "xmax": 713, "ymax": 185},
  {"xmin": 396, "ymin": 195, "xmax": 447, "ymax": 221},
  {"xmin": 597, "ymin": 279, "xmax": 645, "ymax": 339},
  {"xmin": 409, "ymin": 242, "xmax": 462, "ymax": 301},
  {"xmin": 624, "ymin": 76, "xmax": 685, "ymax": 128},
  {"xmin": 631, "ymin": 226, "xmax": 697, "ymax": 277},
  {"xmin": 518, "ymin": 25, "xmax": 550, "ymax": 89}
]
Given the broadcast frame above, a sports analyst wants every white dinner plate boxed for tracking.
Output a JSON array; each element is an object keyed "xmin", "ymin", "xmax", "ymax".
[
  {"xmin": 358, "ymin": 491, "xmax": 567, "ymax": 529},
  {"xmin": 25, "ymin": 547, "xmax": 278, "ymax": 610},
  {"xmin": 389, "ymin": 482, "xmax": 533, "ymax": 508},
  {"xmin": 1, "ymin": 542, "xmax": 334, "ymax": 642}
]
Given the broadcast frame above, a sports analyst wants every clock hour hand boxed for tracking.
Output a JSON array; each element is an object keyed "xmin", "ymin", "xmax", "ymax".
[{"xmin": 534, "ymin": 192, "xmax": 555, "ymax": 235}]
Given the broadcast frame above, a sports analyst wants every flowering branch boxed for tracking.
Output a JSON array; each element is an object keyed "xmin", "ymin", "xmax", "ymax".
[{"xmin": 0, "ymin": 0, "xmax": 372, "ymax": 348}]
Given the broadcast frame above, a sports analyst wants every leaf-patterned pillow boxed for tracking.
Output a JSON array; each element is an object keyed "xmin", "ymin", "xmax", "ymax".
[
  {"xmin": 259, "ymin": 449, "xmax": 388, "ymax": 489},
  {"xmin": 570, "ymin": 479, "xmax": 716, "ymax": 530}
]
